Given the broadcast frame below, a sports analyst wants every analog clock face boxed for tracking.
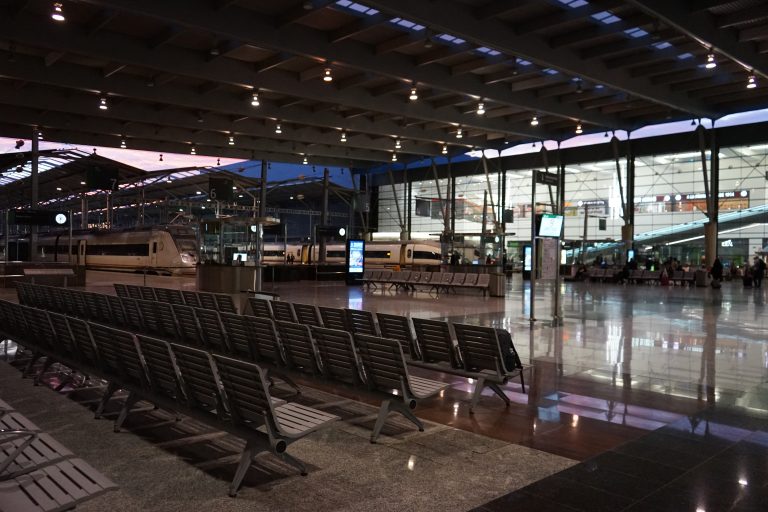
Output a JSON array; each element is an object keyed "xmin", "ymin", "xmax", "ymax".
[{"xmin": 55, "ymin": 213, "xmax": 67, "ymax": 225}]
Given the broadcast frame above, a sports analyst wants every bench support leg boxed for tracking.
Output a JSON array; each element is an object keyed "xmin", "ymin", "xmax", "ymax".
[
  {"xmin": 230, "ymin": 439, "xmax": 259, "ymax": 497},
  {"xmin": 371, "ymin": 399, "xmax": 424, "ymax": 443},
  {"xmin": 95, "ymin": 381, "xmax": 120, "ymax": 419},
  {"xmin": 279, "ymin": 451, "xmax": 307, "ymax": 477},
  {"xmin": 114, "ymin": 390, "xmax": 141, "ymax": 432},
  {"xmin": 469, "ymin": 378, "xmax": 510, "ymax": 413}
]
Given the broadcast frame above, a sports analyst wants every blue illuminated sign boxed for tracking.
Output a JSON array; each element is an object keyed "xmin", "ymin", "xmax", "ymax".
[{"xmin": 348, "ymin": 240, "xmax": 364, "ymax": 274}]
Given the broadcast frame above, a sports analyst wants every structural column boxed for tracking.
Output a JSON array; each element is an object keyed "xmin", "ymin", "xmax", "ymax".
[
  {"xmin": 318, "ymin": 168, "xmax": 329, "ymax": 263},
  {"xmin": 30, "ymin": 127, "xmax": 39, "ymax": 261}
]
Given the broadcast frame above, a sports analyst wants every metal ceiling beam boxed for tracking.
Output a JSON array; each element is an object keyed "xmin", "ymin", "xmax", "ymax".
[
  {"xmin": 626, "ymin": 0, "xmax": 768, "ymax": 79},
  {"xmin": 0, "ymin": 80, "xmax": 441, "ymax": 158},
  {"xmin": 76, "ymin": 0, "xmax": 620, "ymax": 130},
  {"xmin": 0, "ymin": 52, "xmax": 478, "ymax": 150},
  {"xmin": 0, "ymin": 16, "xmax": 544, "ymax": 142},
  {"xmin": 360, "ymin": 0, "xmax": 720, "ymax": 118},
  {"xmin": 0, "ymin": 103, "xmax": 400, "ymax": 163},
  {"xmin": 0, "ymin": 121, "xmax": 356, "ymax": 169}
]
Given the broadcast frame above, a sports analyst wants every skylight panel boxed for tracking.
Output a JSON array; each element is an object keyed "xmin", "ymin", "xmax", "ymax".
[
  {"xmin": 476, "ymin": 46, "xmax": 501, "ymax": 56},
  {"xmin": 557, "ymin": 0, "xmax": 589, "ymax": 7},
  {"xmin": 390, "ymin": 18, "xmax": 425, "ymax": 31},
  {"xmin": 591, "ymin": 10, "xmax": 620, "ymax": 24},
  {"xmin": 652, "ymin": 41, "xmax": 671, "ymax": 50},
  {"xmin": 624, "ymin": 27, "xmax": 648, "ymax": 38},
  {"xmin": 516, "ymin": 57, "xmax": 532, "ymax": 66},
  {"xmin": 334, "ymin": 1, "xmax": 379, "ymax": 16},
  {"xmin": 542, "ymin": 68, "xmax": 559, "ymax": 75},
  {"xmin": 677, "ymin": 52, "xmax": 693, "ymax": 60},
  {"xmin": 437, "ymin": 33, "xmax": 466, "ymax": 45}
]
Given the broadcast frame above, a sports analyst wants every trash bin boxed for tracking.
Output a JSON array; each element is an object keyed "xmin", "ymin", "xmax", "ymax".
[
  {"xmin": 695, "ymin": 269, "xmax": 709, "ymax": 287},
  {"xmin": 489, "ymin": 273, "xmax": 505, "ymax": 297}
]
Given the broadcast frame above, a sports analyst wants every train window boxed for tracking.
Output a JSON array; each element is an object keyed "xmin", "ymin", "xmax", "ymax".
[
  {"xmin": 152, "ymin": 242, "xmax": 157, "ymax": 254},
  {"xmin": 85, "ymin": 244, "xmax": 150, "ymax": 256},
  {"xmin": 407, "ymin": 249, "xmax": 412, "ymax": 258},
  {"xmin": 365, "ymin": 250, "xmax": 392, "ymax": 258},
  {"xmin": 413, "ymin": 251, "xmax": 440, "ymax": 260},
  {"xmin": 327, "ymin": 250, "xmax": 346, "ymax": 258}
]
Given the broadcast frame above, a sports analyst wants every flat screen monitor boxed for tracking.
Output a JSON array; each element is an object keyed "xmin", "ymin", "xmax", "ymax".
[
  {"xmin": 233, "ymin": 252, "xmax": 248, "ymax": 263},
  {"xmin": 627, "ymin": 249, "xmax": 635, "ymax": 262},
  {"xmin": 347, "ymin": 240, "xmax": 365, "ymax": 274},
  {"xmin": 538, "ymin": 214, "xmax": 564, "ymax": 238},
  {"xmin": 524, "ymin": 246, "xmax": 532, "ymax": 271}
]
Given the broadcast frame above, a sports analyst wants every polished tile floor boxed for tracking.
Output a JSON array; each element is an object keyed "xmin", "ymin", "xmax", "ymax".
[{"xmin": 3, "ymin": 271, "xmax": 766, "ymax": 511}]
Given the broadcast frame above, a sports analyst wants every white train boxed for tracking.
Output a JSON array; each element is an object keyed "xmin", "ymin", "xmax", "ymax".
[
  {"xmin": 1, "ymin": 225, "xmax": 199, "ymax": 276},
  {"xmin": 262, "ymin": 242, "xmax": 443, "ymax": 268}
]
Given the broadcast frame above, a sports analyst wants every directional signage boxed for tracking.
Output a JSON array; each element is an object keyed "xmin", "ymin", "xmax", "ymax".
[{"xmin": 535, "ymin": 170, "xmax": 559, "ymax": 186}]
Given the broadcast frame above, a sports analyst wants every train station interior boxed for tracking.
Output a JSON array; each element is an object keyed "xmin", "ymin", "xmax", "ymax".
[{"xmin": 1, "ymin": 1, "xmax": 768, "ymax": 511}]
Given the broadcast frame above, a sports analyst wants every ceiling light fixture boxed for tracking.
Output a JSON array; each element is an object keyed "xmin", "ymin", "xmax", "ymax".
[
  {"xmin": 530, "ymin": 116, "xmax": 539, "ymax": 126},
  {"xmin": 51, "ymin": 2, "xmax": 65, "ymax": 22},
  {"xmin": 705, "ymin": 53, "xmax": 716, "ymax": 69},
  {"xmin": 747, "ymin": 74, "xmax": 757, "ymax": 89},
  {"xmin": 340, "ymin": 131, "xmax": 347, "ymax": 142},
  {"xmin": 323, "ymin": 67, "xmax": 333, "ymax": 82},
  {"xmin": 99, "ymin": 96, "xmax": 108, "ymax": 110},
  {"xmin": 251, "ymin": 91, "xmax": 260, "ymax": 106},
  {"xmin": 476, "ymin": 102, "xmax": 485, "ymax": 115},
  {"xmin": 275, "ymin": 123, "xmax": 282, "ymax": 134},
  {"xmin": 392, "ymin": 153, "xmax": 397, "ymax": 162},
  {"xmin": 441, "ymin": 144, "xmax": 448, "ymax": 155},
  {"xmin": 575, "ymin": 123, "xmax": 583, "ymax": 134},
  {"xmin": 409, "ymin": 86, "xmax": 418, "ymax": 101},
  {"xmin": 395, "ymin": 138, "xmax": 401, "ymax": 149},
  {"xmin": 228, "ymin": 135, "xmax": 235, "ymax": 145},
  {"xmin": 120, "ymin": 138, "xmax": 126, "ymax": 149},
  {"xmin": 190, "ymin": 145, "xmax": 196, "ymax": 155},
  {"xmin": 456, "ymin": 127, "xmax": 463, "ymax": 139},
  {"xmin": 302, "ymin": 155, "xmax": 308, "ymax": 165}
]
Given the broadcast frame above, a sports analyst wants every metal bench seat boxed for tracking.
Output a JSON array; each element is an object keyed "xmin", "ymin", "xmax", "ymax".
[
  {"xmin": 0, "ymin": 412, "xmax": 41, "ymax": 434},
  {"xmin": 271, "ymin": 402, "xmax": 339, "ymax": 437},
  {"xmin": 0, "ymin": 457, "xmax": 117, "ymax": 512},
  {"xmin": 247, "ymin": 297, "xmax": 273, "ymax": 319},
  {"xmin": 1, "ymin": 432, "xmax": 74, "ymax": 480},
  {"xmin": 270, "ymin": 300, "xmax": 297, "ymax": 323},
  {"xmin": 345, "ymin": 308, "xmax": 379, "ymax": 336},
  {"xmin": 376, "ymin": 313, "xmax": 420, "ymax": 358},
  {"xmin": 293, "ymin": 302, "xmax": 322, "ymax": 326}
]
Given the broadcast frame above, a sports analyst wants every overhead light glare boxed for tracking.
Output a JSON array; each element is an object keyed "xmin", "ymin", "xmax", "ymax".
[
  {"xmin": 190, "ymin": 145, "xmax": 196, "ymax": 155},
  {"xmin": 705, "ymin": 53, "xmax": 716, "ymax": 69},
  {"xmin": 99, "ymin": 96, "xmax": 108, "ymax": 110},
  {"xmin": 747, "ymin": 74, "xmax": 757, "ymax": 89},
  {"xmin": 120, "ymin": 138, "xmax": 126, "ymax": 149},
  {"xmin": 456, "ymin": 127, "xmax": 463, "ymax": 139},
  {"xmin": 302, "ymin": 155, "xmax": 308, "ymax": 165},
  {"xmin": 340, "ymin": 131, "xmax": 347, "ymax": 142},
  {"xmin": 530, "ymin": 116, "xmax": 539, "ymax": 126},
  {"xmin": 275, "ymin": 123, "xmax": 282, "ymax": 134},
  {"xmin": 476, "ymin": 102, "xmax": 485, "ymax": 115},
  {"xmin": 251, "ymin": 91, "xmax": 260, "ymax": 106},
  {"xmin": 323, "ymin": 67, "xmax": 333, "ymax": 82},
  {"xmin": 228, "ymin": 135, "xmax": 235, "ymax": 145},
  {"xmin": 395, "ymin": 138, "xmax": 401, "ymax": 149},
  {"xmin": 392, "ymin": 153, "xmax": 397, "ymax": 162},
  {"xmin": 51, "ymin": 2, "xmax": 65, "ymax": 22},
  {"xmin": 409, "ymin": 87, "xmax": 418, "ymax": 101},
  {"xmin": 441, "ymin": 144, "xmax": 448, "ymax": 155},
  {"xmin": 575, "ymin": 123, "xmax": 583, "ymax": 134}
]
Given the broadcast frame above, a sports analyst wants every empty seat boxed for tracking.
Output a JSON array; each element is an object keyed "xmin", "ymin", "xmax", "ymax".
[
  {"xmin": 345, "ymin": 308, "xmax": 379, "ymax": 336},
  {"xmin": 248, "ymin": 297, "xmax": 273, "ymax": 319},
  {"xmin": 319, "ymin": 306, "xmax": 348, "ymax": 332},
  {"xmin": 309, "ymin": 326, "xmax": 363, "ymax": 385},
  {"xmin": 293, "ymin": 303, "xmax": 322, "ymax": 326},
  {"xmin": 171, "ymin": 304, "xmax": 205, "ymax": 348},
  {"xmin": 274, "ymin": 321, "xmax": 320, "ymax": 374},
  {"xmin": 270, "ymin": 301, "xmax": 297, "ymax": 323},
  {"xmin": 154, "ymin": 287, "xmax": 185, "ymax": 306},
  {"xmin": 411, "ymin": 318, "xmax": 460, "ymax": 367},
  {"xmin": 376, "ymin": 313, "xmax": 419, "ymax": 358}
]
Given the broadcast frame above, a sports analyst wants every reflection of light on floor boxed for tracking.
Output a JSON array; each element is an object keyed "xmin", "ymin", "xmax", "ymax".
[
  {"xmin": 571, "ymin": 414, "xmax": 579, "ymax": 428},
  {"xmin": 738, "ymin": 478, "xmax": 748, "ymax": 487},
  {"xmin": 347, "ymin": 297, "xmax": 363, "ymax": 310},
  {"xmin": 407, "ymin": 455, "xmax": 416, "ymax": 471}
]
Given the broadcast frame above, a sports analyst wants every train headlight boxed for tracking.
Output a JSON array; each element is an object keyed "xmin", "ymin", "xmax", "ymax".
[{"xmin": 181, "ymin": 253, "xmax": 194, "ymax": 263}]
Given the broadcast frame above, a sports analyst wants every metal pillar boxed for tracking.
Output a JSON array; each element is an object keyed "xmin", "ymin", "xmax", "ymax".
[
  {"xmin": 697, "ymin": 125, "xmax": 718, "ymax": 265},
  {"xmin": 255, "ymin": 160, "xmax": 268, "ymax": 290},
  {"xmin": 530, "ymin": 174, "xmax": 537, "ymax": 324},
  {"xmin": 623, "ymin": 137, "xmax": 635, "ymax": 260},
  {"xmin": 319, "ymin": 168, "xmax": 329, "ymax": 263},
  {"xmin": 80, "ymin": 195, "xmax": 88, "ymax": 229},
  {"xmin": 707, "ymin": 127, "xmax": 720, "ymax": 263},
  {"xmin": 386, "ymin": 168, "xmax": 405, "ymax": 241},
  {"xmin": 406, "ymin": 177, "xmax": 412, "ymax": 239},
  {"xmin": 30, "ymin": 127, "xmax": 39, "ymax": 261}
]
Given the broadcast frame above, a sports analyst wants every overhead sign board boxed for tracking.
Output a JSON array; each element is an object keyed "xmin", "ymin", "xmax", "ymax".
[
  {"xmin": 535, "ymin": 170, "xmax": 559, "ymax": 186},
  {"xmin": 9, "ymin": 209, "xmax": 70, "ymax": 227}
]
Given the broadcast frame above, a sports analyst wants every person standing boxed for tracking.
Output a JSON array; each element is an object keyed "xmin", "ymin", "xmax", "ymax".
[
  {"xmin": 754, "ymin": 256, "xmax": 766, "ymax": 289},
  {"xmin": 711, "ymin": 257, "xmax": 723, "ymax": 289}
]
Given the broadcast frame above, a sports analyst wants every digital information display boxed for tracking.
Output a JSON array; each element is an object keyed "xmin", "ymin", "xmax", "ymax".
[
  {"xmin": 524, "ymin": 245, "xmax": 532, "ymax": 272},
  {"xmin": 347, "ymin": 240, "xmax": 365, "ymax": 274},
  {"xmin": 538, "ymin": 214, "xmax": 564, "ymax": 238}
]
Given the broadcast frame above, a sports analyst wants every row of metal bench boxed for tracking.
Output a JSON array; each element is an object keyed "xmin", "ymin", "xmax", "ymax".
[
  {"xmin": 248, "ymin": 296, "xmax": 527, "ymax": 411},
  {"xmin": 0, "ymin": 394, "xmax": 117, "ymax": 512},
  {"xmin": 113, "ymin": 283, "xmax": 237, "ymax": 314},
  {"xmin": 362, "ymin": 270, "xmax": 491, "ymax": 295},
  {"xmin": 2, "ymin": 294, "xmax": 341, "ymax": 497},
  {"xmin": 587, "ymin": 268, "xmax": 696, "ymax": 285}
]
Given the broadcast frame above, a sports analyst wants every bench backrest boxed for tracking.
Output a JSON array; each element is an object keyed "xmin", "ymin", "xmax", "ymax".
[
  {"xmin": 451, "ymin": 273, "xmax": 466, "ymax": 286},
  {"xmin": 197, "ymin": 292, "xmax": 218, "ymax": 311},
  {"xmin": 309, "ymin": 326, "xmax": 362, "ymax": 384},
  {"xmin": 113, "ymin": 283, "xmax": 129, "ymax": 298},
  {"xmin": 476, "ymin": 274, "xmax": 490, "ymax": 287},
  {"xmin": 138, "ymin": 286, "xmax": 157, "ymax": 302},
  {"xmin": 270, "ymin": 300, "xmax": 297, "ymax": 323},
  {"xmin": 88, "ymin": 323, "xmax": 146, "ymax": 389},
  {"xmin": 248, "ymin": 297, "xmax": 273, "ymax": 319},
  {"xmin": 214, "ymin": 294, "xmax": 237, "ymax": 314},
  {"xmin": 412, "ymin": 317, "xmax": 459, "ymax": 367},
  {"xmin": 453, "ymin": 323, "xmax": 506, "ymax": 374},
  {"xmin": 20, "ymin": 306, "xmax": 55, "ymax": 353},
  {"xmin": 66, "ymin": 316, "xmax": 100, "ymax": 370},
  {"xmin": 222, "ymin": 313, "xmax": 282, "ymax": 364},
  {"xmin": 171, "ymin": 304, "xmax": 205, "ymax": 348},
  {"xmin": 212, "ymin": 355, "xmax": 273, "ymax": 427},
  {"xmin": 354, "ymin": 334, "xmax": 410, "ymax": 396},
  {"xmin": 345, "ymin": 308, "xmax": 378, "ymax": 336},
  {"xmin": 463, "ymin": 273, "xmax": 479, "ymax": 286},
  {"xmin": 84, "ymin": 292, "xmax": 112, "ymax": 324},
  {"xmin": 319, "ymin": 306, "xmax": 348, "ymax": 331},
  {"xmin": 136, "ymin": 299, "xmax": 178, "ymax": 340},
  {"xmin": 47, "ymin": 311, "xmax": 78, "ymax": 361},
  {"xmin": 169, "ymin": 343, "xmax": 221, "ymax": 411},
  {"xmin": 181, "ymin": 290, "xmax": 202, "ymax": 308},
  {"xmin": 375, "ymin": 313, "xmax": 418, "ymax": 358},
  {"xmin": 125, "ymin": 284, "xmax": 143, "ymax": 300},
  {"xmin": 293, "ymin": 303, "xmax": 322, "ymax": 326},
  {"xmin": 275, "ymin": 320, "xmax": 319, "ymax": 373},
  {"xmin": 105, "ymin": 294, "xmax": 128, "ymax": 327},
  {"xmin": 154, "ymin": 287, "xmax": 185, "ymax": 306},
  {"xmin": 194, "ymin": 308, "xmax": 229, "ymax": 354},
  {"xmin": 135, "ymin": 335, "xmax": 182, "ymax": 400},
  {"xmin": 441, "ymin": 273, "xmax": 454, "ymax": 284}
]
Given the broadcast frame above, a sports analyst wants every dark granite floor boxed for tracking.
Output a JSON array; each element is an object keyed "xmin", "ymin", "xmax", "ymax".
[{"xmin": 471, "ymin": 406, "xmax": 768, "ymax": 512}]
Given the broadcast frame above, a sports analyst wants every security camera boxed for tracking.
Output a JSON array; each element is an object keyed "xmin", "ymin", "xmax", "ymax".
[{"xmin": 14, "ymin": 140, "xmax": 24, "ymax": 149}]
